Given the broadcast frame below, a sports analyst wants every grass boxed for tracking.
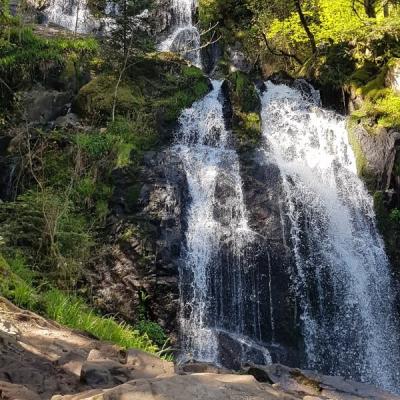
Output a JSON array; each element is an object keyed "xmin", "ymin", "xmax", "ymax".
[
  {"xmin": 44, "ymin": 289, "xmax": 158, "ymax": 353},
  {"xmin": 0, "ymin": 254, "xmax": 160, "ymax": 354}
]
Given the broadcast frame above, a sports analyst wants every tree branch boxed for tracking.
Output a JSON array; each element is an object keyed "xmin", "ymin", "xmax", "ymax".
[{"xmin": 262, "ymin": 32, "xmax": 303, "ymax": 65}]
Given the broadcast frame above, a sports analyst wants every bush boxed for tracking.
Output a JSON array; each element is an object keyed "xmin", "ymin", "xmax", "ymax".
[{"xmin": 135, "ymin": 320, "xmax": 168, "ymax": 348}]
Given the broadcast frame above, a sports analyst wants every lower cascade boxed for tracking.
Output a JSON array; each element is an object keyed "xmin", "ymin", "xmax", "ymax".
[
  {"xmin": 260, "ymin": 81, "xmax": 400, "ymax": 391},
  {"xmin": 174, "ymin": 80, "xmax": 272, "ymax": 367}
]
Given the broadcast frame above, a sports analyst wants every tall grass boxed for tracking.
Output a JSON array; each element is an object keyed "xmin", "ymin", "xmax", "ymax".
[
  {"xmin": 43, "ymin": 289, "xmax": 158, "ymax": 353},
  {"xmin": 0, "ymin": 255, "xmax": 159, "ymax": 354}
]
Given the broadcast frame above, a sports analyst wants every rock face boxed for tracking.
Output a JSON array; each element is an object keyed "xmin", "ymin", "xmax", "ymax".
[
  {"xmin": 239, "ymin": 150, "xmax": 301, "ymax": 367},
  {"xmin": 88, "ymin": 79, "xmax": 299, "ymax": 366},
  {"xmin": 349, "ymin": 123, "xmax": 400, "ymax": 190},
  {"xmin": 88, "ymin": 149, "xmax": 187, "ymax": 335}
]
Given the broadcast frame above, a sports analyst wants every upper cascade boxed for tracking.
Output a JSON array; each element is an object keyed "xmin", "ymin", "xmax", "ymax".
[
  {"xmin": 260, "ymin": 81, "xmax": 400, "ymax": 392},
  {"xmin": 42, "ymin": 0, "xmax": 98, "ymax": 33},
  {"xmin": 158, "ymin": 0, "xmax": 201, "ymax": 67}
]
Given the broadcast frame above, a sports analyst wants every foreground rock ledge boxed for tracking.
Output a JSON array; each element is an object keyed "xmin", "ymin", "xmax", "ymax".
[{"xmin": 0, "ymin": 297, "xmax": 399, "ymax": 400}]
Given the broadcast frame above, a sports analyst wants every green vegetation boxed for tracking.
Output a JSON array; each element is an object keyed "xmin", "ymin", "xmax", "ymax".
[
  {"xmin": 0, "ymin": 17, "xmax": 98, "ymax": 111},
  {"xmin": 0, "ymin": 254, "xmax": 159, "ymax": 353},
  {"xmin": 226, "ymin": 71, "xmax": 262, "ymax": 149},
  {"xmin": 350, "ymin": 64, "xmax": 400, "ymax": 130},
  {"xmin": 0, "ymin": 1, "xmax": 210, "ymax": 352}
]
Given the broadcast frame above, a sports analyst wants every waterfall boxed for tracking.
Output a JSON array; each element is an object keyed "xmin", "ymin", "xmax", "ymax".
[
  {"xmin": 159, "ymin": 0, "xmax": 201, "ymax": 67},
  {"xmin": 43, "ymin": 0, "xmax": 99, "ymax": 33},
  {"xmin": 174, "ymin": 80, "xmax": 271, "ymax": 367},
  {"xmin": 260, "ymin": 81, "xmax": 400, "ymax": 391}
]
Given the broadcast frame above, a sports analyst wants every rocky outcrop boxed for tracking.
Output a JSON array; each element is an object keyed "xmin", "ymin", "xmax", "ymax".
[
  {"xmin": 87, "ymin": 149, "xmax": 187, "ymax": 336},
  {"xmin": 20, "ymin": 85, "xmax": 72, "ymax": 126},
  {"xmin": 348, "ymin": 122, "xmax": 400, "ymax": 191}
]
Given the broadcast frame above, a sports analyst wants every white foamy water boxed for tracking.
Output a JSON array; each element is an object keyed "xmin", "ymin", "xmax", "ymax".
[
  {"xmin": 175, "ymin": 80, "xmax": 268, "ymax": 365},
  {"xmin": 158, "ymin": 0, "xmax": 201, "ymax": 67},
  {"xmin": 43, "ymin": 0, "xmax": 99, "ymax": 33},
  {"xmin": 261, "ymin": 81, "xmax": 400, "ymax": 392}
]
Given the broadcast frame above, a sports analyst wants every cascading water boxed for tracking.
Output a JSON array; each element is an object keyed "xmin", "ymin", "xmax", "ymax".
[
  {"xmin": 260, "ymin": 81, "xmax": 400, "ymax": 392},
  {"xmin": 174, "ymin": 80, "xmax": 271, "ymax": 367},
  {"xmin": 43, "ymin": 0, "xmax": 98, "ymax": 33},
  {"xmin": 158, "ymin": 0, "xmax": 201, "ymax": 67}
]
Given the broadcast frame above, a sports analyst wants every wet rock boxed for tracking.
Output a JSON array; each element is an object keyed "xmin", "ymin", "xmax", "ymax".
[{"xmin": 239, "ymin": 149, "xmax": 301, "ymax": 366}]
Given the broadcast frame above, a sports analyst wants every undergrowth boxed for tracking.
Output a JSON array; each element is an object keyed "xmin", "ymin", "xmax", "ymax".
[{"xmin": 0, "ymin": 254, "xmax": 161, "ymax": 354}]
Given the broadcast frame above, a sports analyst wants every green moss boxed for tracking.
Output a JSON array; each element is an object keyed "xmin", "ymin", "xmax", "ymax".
[
  {"xmin": 350, "ymin": 63, "xmax": 400, "ymax": 131},
  {"xmin": 229, "ymin": 71, "xmax": 260, "ymax": 113},
  {"xmin": 226, "ymin": 71, "xmax": 262, "ymax": 149},
  {"xmin": 76, "ymin": 75, "xmax": 142, "ymax": 120},
  {"xmin": 347, "ymin": 120, "xmax": 368, "ymax": 178}
]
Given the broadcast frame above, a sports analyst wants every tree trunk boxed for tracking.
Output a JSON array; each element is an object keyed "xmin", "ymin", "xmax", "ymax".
[
  {"xmin": 293, "ymin": 0, "xmax": 317, "ymax": 55},
  {"xmin": 364, "ymin": 0, "xmax": 377, "ymax": 17},
  {"xmin": 383, "ymin": 0, "xmax": 389, "ymax": 17}
]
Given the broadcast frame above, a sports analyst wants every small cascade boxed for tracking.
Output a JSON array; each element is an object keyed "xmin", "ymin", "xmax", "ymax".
[
  {"xmin": 174, "ymin": 80, "xmax": 271, "ymax": 367},
  {"xmin": 43, "ymin": 0, "xmax": 99, "ymax": 33},
  {"xmin": 159, "ymin": 0, "xmax": 201, "ymax": 67},
  {"xmin": 260, "ymin": 81, "xmax": 400, "ymax": 391}
]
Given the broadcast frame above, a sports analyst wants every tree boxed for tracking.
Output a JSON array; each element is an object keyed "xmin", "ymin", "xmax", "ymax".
[{"xmin": 293, "ymin": 0, "xmax": 317, "ymax": 54}]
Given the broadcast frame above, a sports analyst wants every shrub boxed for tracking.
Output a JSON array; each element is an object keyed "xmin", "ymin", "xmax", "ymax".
[{"xmin": 135, "ymin": 319, "xmax": 168, "ymax": 348}]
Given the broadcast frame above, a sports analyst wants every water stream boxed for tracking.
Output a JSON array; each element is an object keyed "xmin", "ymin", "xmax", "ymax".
[
  {"xmin": 158, "ymin": 0, "xmax": 201, "ymax": 66},
  {"xmin": 260, "ymin": 81, "xmax": 400, "ymax": 391},
  {"xmin": 174, "ymin": 80, "xmax": 271, "ymax": 367}
]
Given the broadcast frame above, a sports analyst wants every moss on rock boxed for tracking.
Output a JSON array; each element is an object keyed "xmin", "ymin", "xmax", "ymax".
[
  {"xmin": 76, "ymin": 54, "xmax": 210, "ymax": 132},
  {"xmin": 225, "ymin": 71, "xmax": 262, "ymax": 150}
]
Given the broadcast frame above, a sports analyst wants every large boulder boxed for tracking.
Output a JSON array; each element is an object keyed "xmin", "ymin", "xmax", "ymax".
[
  {"xmin": 246, "ymin": 364, "xmax": 400, "ymax": 400},
  {"xmin": 51, "ymin": 373, "xmax": 299, "ymax": 400},
  {"xmin": 20, "ymin": 85, "xmax": 72, "ymax": 125}
]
